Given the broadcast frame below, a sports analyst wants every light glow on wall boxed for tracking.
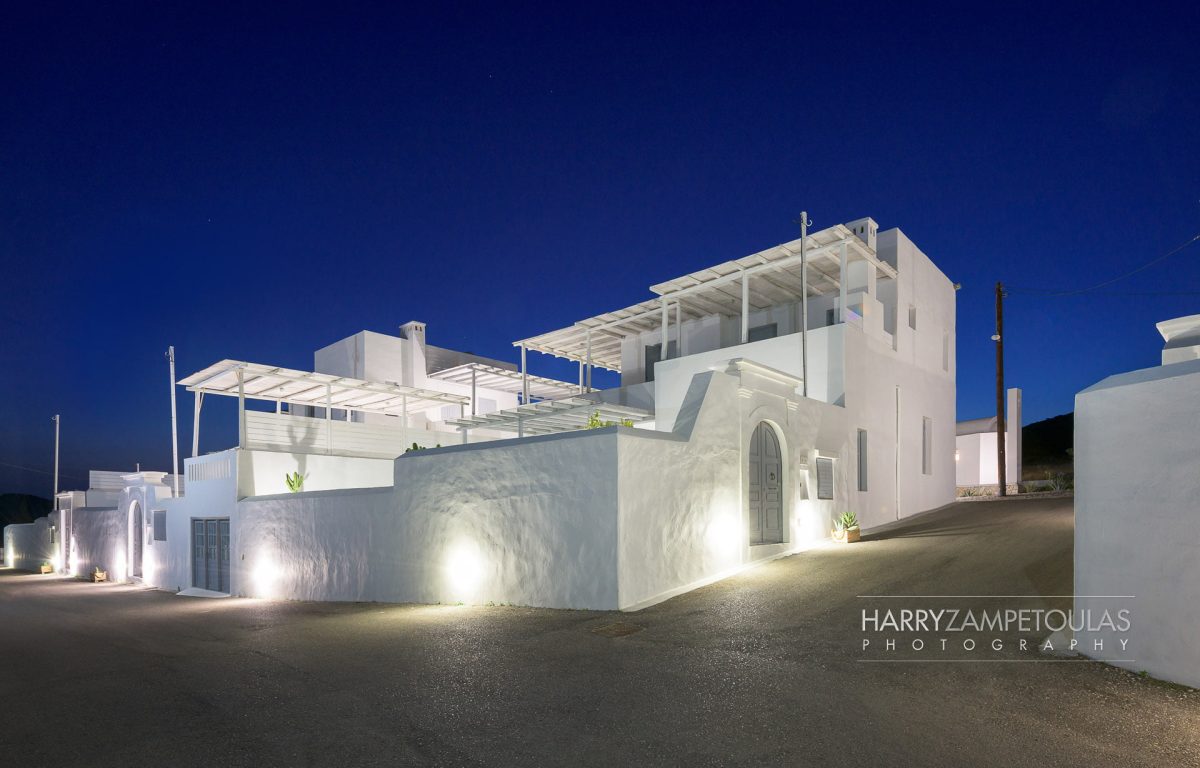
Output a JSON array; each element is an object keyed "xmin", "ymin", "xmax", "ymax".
[
  {"xmin": 51, "ymin": 553, "xmax": 63, "ymax": 572},
  {"xmin": 444, "ymin": 540, "xmax": 485, "ymax": 601},
  {"xmin": 705, "ymin": 513, "xmax": 742, "ymax": 558},
  {"xmin": 253, "ymin": 554, "xmax": 281, "ymax": 598},
  {"xmin": 68, "ymin": 537, "xmax": 78, "ymax": 576},
  {"xmin": 113, "ymin": 548, "xmax": 127, "ymax": 582}
]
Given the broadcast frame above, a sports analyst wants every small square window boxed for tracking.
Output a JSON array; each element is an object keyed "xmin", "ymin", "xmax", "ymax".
[{"xmin": 908, "ymin": 306, "xmax": 918, "ymax": 330}]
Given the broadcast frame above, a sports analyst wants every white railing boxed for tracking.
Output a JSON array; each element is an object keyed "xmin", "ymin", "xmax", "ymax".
[
  {"xmin": 244, "ymin": 411, "xmax": 420, "ymax": 459},
  {"xmin": 186, "ymin": 452, "xmax": 234, "ymax": 483}
]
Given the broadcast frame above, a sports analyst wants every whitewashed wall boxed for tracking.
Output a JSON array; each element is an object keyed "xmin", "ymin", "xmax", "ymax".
[
  {"xmin": 237, "ymin": 448, "xmax": 394, "ymax": 497},
  {"xmin": 1075, "ymin": 358, "xmax": 1200, "ymax": 687},
  {"xmin": 237, "ymin": 430, "xmax": 620, "ymax": 608},
  {"xmin": 3, "ymin": 518, "xmax": 55, "ymax": 572},
  {"xmin": 70, "ymin": 507, "xmax": 127, "ymax": 580},
  {"xmin": 617, "ymin": 368, "xmax": 844, "ymax": 609}
]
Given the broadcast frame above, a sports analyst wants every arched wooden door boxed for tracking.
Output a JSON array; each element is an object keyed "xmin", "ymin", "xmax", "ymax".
[{"xmin": 748, "ymin": 423, "xmax": 784, "ymax": 545}]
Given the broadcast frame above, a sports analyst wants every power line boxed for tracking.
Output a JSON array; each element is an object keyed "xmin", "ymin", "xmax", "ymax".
[
  {"xmin": 0, "ymin": 460, "xmax": 86, "ymax": 482},
  {"xmin": 1008, "ymin": 232, "xmax": 1200, "ymax": 297}
]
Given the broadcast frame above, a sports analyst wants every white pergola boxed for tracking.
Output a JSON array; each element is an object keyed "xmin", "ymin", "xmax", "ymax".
[
  {"xmin": 445, "ymin": 397, "xmax": 653, "ymax": 440},
  {"xmin": 512, "ymin": 222, "xmax": 896, "ymax": 385},
  {"xmin": 179, "ymin": 360, "xmax": 470, "ymax": 456},
  {"xmin": 426, "ymin": 362, "xmax": 578, "ymax": 411}
]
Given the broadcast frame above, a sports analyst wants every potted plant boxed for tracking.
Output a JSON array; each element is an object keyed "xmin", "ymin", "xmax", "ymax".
[
  {"xmin": 39, "ymin": 561, "xmax": 53, "ymax": 574},
  {"xmin": 92, "ymin": 566, "xmax": 108, "ymax": 583},
  {"xmin": 832, "ymin": 512, "xmax": 861, "ymax": 544},
  {"xmin": 284, "ymin": 471, "xmax": 305, "ymax": 493}
]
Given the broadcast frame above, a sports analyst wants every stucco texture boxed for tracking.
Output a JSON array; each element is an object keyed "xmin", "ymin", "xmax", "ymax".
[
  {"xmin": 3, "ymin": 517, "xmax": 55, "ymax": 572},
  {"xmin": 1075, "ymin": 361, "xmax": 1200, "ymax": 687}
]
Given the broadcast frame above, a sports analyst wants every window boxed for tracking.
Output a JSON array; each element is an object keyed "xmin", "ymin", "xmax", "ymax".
[
  {"xmin": 50, "ymin": 525, "xmax": 58, "ymax": 544},
  {"xmin": 643, "ymin": 341, "xmax": 677, "ymax": 382},
  {"xmin": 922, "ymin": 417, "xmax": 933, "ymax": 475},
  {"xmin": 748, "ymin": 323, "xmax": 777, "ymax": 342},
  {"xmin": 826, "ymin": 308, "xmax": 836, "ymax": 326},
  {"xmin": 153, "ymin": 511, "xmax": 167, "ymax": 542},
  {"xmin": 908, "ymin": 305, "xmax": 918, "ymax": 330},
  {"xmin": 816, "ymin": 457, "xmax": 834, "ymax": 500},
  {"xmin": 857, "ymin": 429, "xmax": 868, "ymax": 492}
]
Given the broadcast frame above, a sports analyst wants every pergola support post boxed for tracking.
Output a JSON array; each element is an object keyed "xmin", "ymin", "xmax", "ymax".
[
  {"xmin": 661, "ymin": 298, "xmax": 670, "ymax": 361},
  {"xmin": 585, "ymin": 330, "xmax": 593, "ymax": 392},
  {"xmin": 839, "ymin": 240, "xmax": 848, "ymax": 324},
  {"xmin": 520, "ymin": 345, "xmax": 529, "ymax": 404},
  {"xmin": 740, "ymin": 270, "xmax": 749, "ymax": 343},
  {"xmin": 325, "ymin": 383, "xmax": 332, "ymax": 455},
  {"xmin": 192, "ymin": 391, "xmax": 203, "ymax": 457},
  {"xmin": 237, "ymin": 371, "xmax": 246, "ymax": 449},
  {"xmin": 675, "ymin": 301, "xmax": 682, "ymax": 357}
]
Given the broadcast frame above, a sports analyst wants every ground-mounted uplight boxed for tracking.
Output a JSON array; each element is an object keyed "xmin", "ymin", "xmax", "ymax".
[{"xmin": 443, "ymin": 539, "xmax": 485, "ymax": 602}]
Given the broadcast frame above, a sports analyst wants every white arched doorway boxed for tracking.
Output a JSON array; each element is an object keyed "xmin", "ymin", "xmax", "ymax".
[{"xmin": 748, "ymin": 422, "xmax": 784, "ymax": 545}]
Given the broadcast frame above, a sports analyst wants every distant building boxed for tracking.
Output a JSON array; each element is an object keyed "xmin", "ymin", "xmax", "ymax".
[{"xmin": 955, "ymin": 388, "xmax": 1022, "ymax": 487}]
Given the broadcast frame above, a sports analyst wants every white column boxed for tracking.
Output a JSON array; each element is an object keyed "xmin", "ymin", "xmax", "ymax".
[
  {"xmin": 839, "ymin": 240, "xmax": 848, "ymax": 323},
  {"xmin": 518, "ymin": 415, "xmax": 525, "ymax": 438},
  {"xmin": 520, "ymin": 345, "xmax": 529, "ymax": 404},
  {"xmin": 167, "ymin": 347, "xmax": 180, "ymax": 496},
  {"xmin": 800, "ymin": 212, "xmax": 809, "ymax": 398},
  {"xmin": 192, "ymin": 391, "xmax": 202, "ymax": 457},
  {"xmin": 275, "ymin": 400, "xmax": 282, "ymax": 414},
  {"xmin": 585, "ymin": 330, "xmax": 593, "ymax": 392},
  {"xmin": 325, "ymin": 383, "xmax": 332, "ymax": 455},
  {"xmin": 741, "ymin": 270, "xmax": 750, "ymax": 343},
  {"xmin": 578, "ymin": 359, "xmax": 584, "ymax": 394},
  {"xmin": 661, "ymin": 297, "xmax": 669, "ymax": 360},
  {"xmin": 237, "ymin": 371, "xmax": 246, "ymax": 448},
  {"xmin": 470, "ymin": 367, "xmax": 477, "ymax": 416},
  {"xmin": 675, "ymin": 302, "xmax": 682, "ymax": 357}
]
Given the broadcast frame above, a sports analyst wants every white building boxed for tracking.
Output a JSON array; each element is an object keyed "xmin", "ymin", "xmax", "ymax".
[
  {"xmin": 955, "ymin": 388, "xmax": 1022, "ymax": 488},
  {"xmin": 36, "ymin": 216, "xmax": 958, "ymax": 611},
  {"xmin": 1074, "ymin": 314, "xmax": 1200, "ymax": 687}
]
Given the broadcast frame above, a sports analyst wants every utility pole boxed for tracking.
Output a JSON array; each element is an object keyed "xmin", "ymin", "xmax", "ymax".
[
  {"xmin": 51, "ymin": 414, "xmax": 60, "ymax": 502},
  {"xmin": 994, "ymin": 282, "xmax": 1007, "ymax": 497},
  {"xmin": 167, "ymin": 346, "xmax": 180, "ymax": 496},
  {"xmin": 797, "ymin": 211, "xmax": 811, "ymax": 398}
]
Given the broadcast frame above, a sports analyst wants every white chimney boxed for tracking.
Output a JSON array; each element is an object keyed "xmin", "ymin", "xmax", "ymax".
[
  {"xmin": 1157, "ymin": 314, "xmax": 1200, "ymax": 365},
  {"xmin": 398, "ymin": 321, "xmax": 427, "ymax": 386},
  {"xmin": 844, "ymin": 216, "xmax": 878, "ymax": 253}
]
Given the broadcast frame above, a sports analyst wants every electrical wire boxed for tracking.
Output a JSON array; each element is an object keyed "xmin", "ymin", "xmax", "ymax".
[
  {"xmin": 0, "ymin": 460, "xmax": 87, "ymax": 482},
  {"xmin": 1007, "ymin": 232, "xmax": 1200, "ymax": 297}
]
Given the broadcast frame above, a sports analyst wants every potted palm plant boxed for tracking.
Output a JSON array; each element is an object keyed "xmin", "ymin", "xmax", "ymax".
[
  {"xmin": 39, "ymin": 561, "xmax": 53, "ymax": 574},
  {"xmin": 832, "ymin": 512, "xmax": 861, "ymax": 543},
  {"xmin": 92, "ymin": 565, "xmax": 108, "ymax": 583}
]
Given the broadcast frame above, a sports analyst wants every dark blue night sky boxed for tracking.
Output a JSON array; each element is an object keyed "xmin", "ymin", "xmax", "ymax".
[{"xmin": 2, "ymin": 3, "xmax": 1197, "ymax": 496}]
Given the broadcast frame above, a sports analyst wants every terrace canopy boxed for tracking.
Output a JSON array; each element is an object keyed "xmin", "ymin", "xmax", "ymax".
[
  {"xmin": 445, "ymin": 397, "xmax": 653, "ymax": 440},
  {"xmin": 513, "ymin": 222, "xmax": 896, "ymax": 379},
  {"xmin": 427, "ymin": 362, "xmax": 578, "ymax": 408},
  {"xmin": 179, "ymin": 360, "xmax": 469, "ymax": 456}
]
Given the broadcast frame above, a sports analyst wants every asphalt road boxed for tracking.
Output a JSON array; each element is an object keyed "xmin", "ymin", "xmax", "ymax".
[{"xmin": 2, "ymin": 497, "xmax": 1197, "ymax": 767}]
